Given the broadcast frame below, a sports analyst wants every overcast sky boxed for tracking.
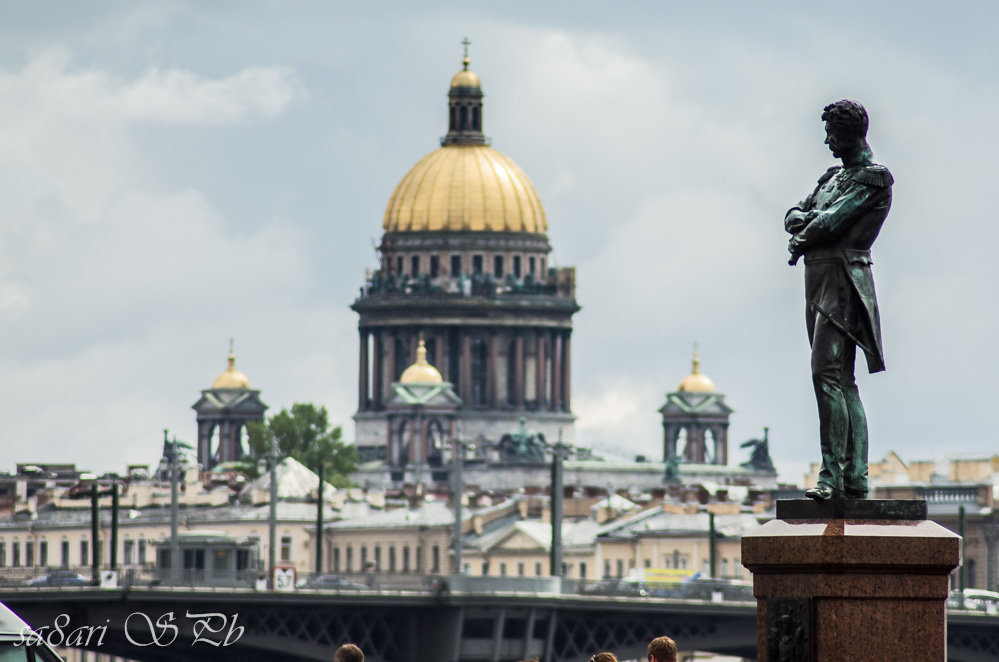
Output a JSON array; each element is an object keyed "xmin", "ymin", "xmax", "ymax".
[{"xmin": 0, "ymin": 2, "xmax": 995, "ymax": 483}]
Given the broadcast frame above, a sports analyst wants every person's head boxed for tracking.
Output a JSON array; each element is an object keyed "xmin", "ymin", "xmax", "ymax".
[
  {"xmin": 821, "ymin": 99, "xmax": 869, "ymax": 159},
  {"xmin": 334, "ymin": 643, "xmax": 364, "ymax": 662},
  {"xmin": 588, "ymin": 653, "xmax": 617, "ymax": 662},
  {"xmin": 647, "ymin": 635, "xmax": 677, "ymax": 662}
]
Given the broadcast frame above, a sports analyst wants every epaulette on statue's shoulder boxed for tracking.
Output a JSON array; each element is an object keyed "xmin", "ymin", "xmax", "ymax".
[
  {"xmin": 845, "ymin": 164, "xmax": 894, "ymax": 188},
  {"xmin": 817, "ymin": 166, "xmax": 841, "ymax": 184}
]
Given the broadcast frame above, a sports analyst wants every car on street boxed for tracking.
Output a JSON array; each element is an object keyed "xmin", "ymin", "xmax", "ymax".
[
  {"xmin": 947, "ymin": 588, "xmax": 999, "ymax": 614},
  {"xmin": 23, "ymin": 570, "xmax": 90, "ymax": 587},
  {"xmin": 298, "ymin": 574, "xmax": 368, "ymax": 590}
]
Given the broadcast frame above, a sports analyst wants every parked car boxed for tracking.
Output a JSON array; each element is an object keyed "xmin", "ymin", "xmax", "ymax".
[
  {"xmin": 947, "ymin": 588, "xmax": 999, "ymax": 614},
  {"xmin": 298, "ymin": 574, "xmax": 368, "ymax": 590},
  {"xmin": 24, "ymin": 570, "xmax": 90, "ymax": 587},
  {"xmin": 0, "ymin": 599, "xmax": 64, "ymax": 660}
]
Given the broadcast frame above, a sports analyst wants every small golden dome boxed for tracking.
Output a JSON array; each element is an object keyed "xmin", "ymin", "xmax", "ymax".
[
  {"xmin": 211, "ymin": 344, "xmax": 251, "ymax": 389},
  {"xmin": 450, "ymin": 58, "xmax": 481, "ymax": 89},
  {"xmin": 383, "ymin": 144, "xmax": 547, "ymax": 233},
  {"xmin": 399, "ymin": 339, "xmax": 443, "ymax": 384},
  {"xmin": 677, "ymin": 348, "xmax": 715, "ymax": 393}
]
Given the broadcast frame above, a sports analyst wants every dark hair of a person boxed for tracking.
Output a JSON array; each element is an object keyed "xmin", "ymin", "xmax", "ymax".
[
  {"xmin": 334, "ymin": 643, "xmax": 364, "ymax": 662},
  {"xmin": 647, "ymin": 635, "xmax": 678, "ymax": 662}
]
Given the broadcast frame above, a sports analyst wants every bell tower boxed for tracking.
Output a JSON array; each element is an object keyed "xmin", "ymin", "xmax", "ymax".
[
  {"xmin": 659, "ymin": 348, "xmax": 732, "ymax": 465},
  {"xmin": 192, "ymin": 342, "xmax": 268, "ymax": 470}
]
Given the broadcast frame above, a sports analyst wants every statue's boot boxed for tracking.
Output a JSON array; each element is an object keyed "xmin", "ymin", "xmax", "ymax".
[{"xmin": 805, "ymin": 484, "xmax": 836, "ymax": 500}]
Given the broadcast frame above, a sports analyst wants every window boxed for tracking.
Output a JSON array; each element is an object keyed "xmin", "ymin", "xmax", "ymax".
[
  {"xmin": 375, "ymin": 546, "xmax": 382, "ymax": 571},
  {"xmin": 0, "ymin": 542, "xmax": 6, "ymax": 567},
  {"xmin": 528, "ymin": 256, "xmax": 536, "ymax": 275},
  {"xmin": 432, "ymin": 546, "xmax": 440, "ymax": 573},
  {"xmin": 579, "ymin": 562, "xmax": 587, "ymax": 579},
  {"xmin": 80, "ymin": 540, "xmax": 88, "ymax": 566},
  {"xmin": 493, "ymin": 255, "xmax": 504, "ymax": 278},
  {"xmin": 183, "ymin": 549, "xmax": 205, "ymax": 570},
  {"xmin": 61, "ymin": 540, "xmax": 69, "ymax": 568},
  {"xmin": 213, "ymin": 549, "xmax": 230, "ymax": 573},
  {"xmin": 361, "ymin": 546, "xmax": 368, "ymax": 569},
  {"xmin": 389, "ymin": 546, "xmax": 396, "ymax": 572},
  {"xmin": 513, "ymin": 255, "xmax": 522, "ymax": 279},
  {"xmin": 702, "ymin": 559, "xmax": 710, "ymax": 576},
  {"xmin": 38, "ymin": 541, "xmax": 47, "ymax": 567},
  {"xmin": 411, "ymin": 255, "xmax": 420, "ymax": 276},
  {"xmin": 481, "ymin": 561, "xmax": 489, "ymax": 575},
  {"xmin": 499, "ymin": 562, "xmax": 507, "ymax": 576},
  {"xmin": 644, "ymin": 559, "xmax": 651, "ymax": 568},
  {"xmin": 416, "ymin": 547, "xmax": 422, "ymax": 572},
  {"xmin": 463, "ymin": 563, "xmax": 470, "ymax": 575},
  {"xmin": 25, "ymin": 542, "xmax": 33, "ymax": 568},
  {"xmin": 138, "ymin": 539, "xmax": 147, "ymax": 565},
  {"xmin": 403, "ymin": 547, "xmax": 410, "ymax": 572},
  {"xmin": 280, "ymin": 536, "xmax": 292, "ymax": 562},
  {"xmin": 535, "ymin": 561, "xmax": 543, "ymax": 576},
  {"xmin": 346, "ymin": 547, "xmax": 353, "ymax": 572},
  {"xmin": 734, "ymin": 557, "xmax": 741, "ymax": 578},
  {"xmin": 450, "ymin": 254, "xmax": 462, "ymax": 277},
  {"xmin": 472, "ymin": 254, "xmax": 483, "ymax": 274},
  {"xmin": 721, "ymin": 558, "xmax": 729, "ymax": 578},
  {"xmin": 673, "ymin": 550, "xmax": 681, "ymax": 569},
  {"xmin": 12, "ymin": 542, "xmax": 20, "ymax": 567},
  {"xmin": 124, "ymin": 540, "xmax": 134, "ymax": 565},
  {"xmin": 430, "ymin": 255, "xmax": 440, "ymax": 278},
  {"xmin": 603, "ymin": 560, "xmax": 611, "ymax": 578},
  {"xmin": 395, "ymin": 256, "xmax": 403, "ymax": 275},
  {"xmin": 517, "ymin": 562, "xmax": 525, "ymax": 577},
  {"xmin": 333, "ymin": 548, "xmax": 340, "ymax": 573},
  {"xmin": 616, "ymin": 559, "xmax": 623, "ymax": 578}
]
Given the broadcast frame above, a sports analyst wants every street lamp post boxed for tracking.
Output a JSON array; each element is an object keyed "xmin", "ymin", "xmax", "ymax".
[
  {"xmin": 167, "ymin": 430, "xmax": 180, "ymax": 585},
  {"xmin": 550, "ymin": 430, "xmax": 571, "ymax": 578},
  {"xmin": 452, "ymin": 425, "xmax": 466, "ymax": 574},
  {"xmin": 268, "ymin": 441, "xmax": 279, "ymax": 588}
]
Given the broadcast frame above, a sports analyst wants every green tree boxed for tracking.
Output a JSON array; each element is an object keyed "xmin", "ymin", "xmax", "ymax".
[{"xmin": 246, "ymin": 403, "xmax": 357, "ymax": 488}]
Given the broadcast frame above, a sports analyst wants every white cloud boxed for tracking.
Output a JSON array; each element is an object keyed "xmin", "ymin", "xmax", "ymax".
[{"xmin": 4, "ymin": 48, "xmax": 301, "ymax": 125}]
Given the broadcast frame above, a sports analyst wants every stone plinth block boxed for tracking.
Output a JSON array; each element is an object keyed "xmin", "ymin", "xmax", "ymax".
[{"xmin": 742, "ymin": 508, "xmax": 960, "ymax": 662}]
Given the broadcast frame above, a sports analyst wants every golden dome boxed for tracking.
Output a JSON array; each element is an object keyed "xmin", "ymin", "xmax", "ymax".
[
  {"xmin": 399, "ymin": 339, "xmax": 443, "ymax": 384},
  {"xmin": 211, "ymin": 345, "xmax": 251, "ymax": 389},
  {"xmin": 383, "ymin": 144, "xmax": 547, "ymax": 233},
  {"xmin": 677, "ymin": 348, "xmax": 715, "ymax": 393},
  {"xmin": 450, "ymin": 57, "xmax": 480, "ymax": 89}
]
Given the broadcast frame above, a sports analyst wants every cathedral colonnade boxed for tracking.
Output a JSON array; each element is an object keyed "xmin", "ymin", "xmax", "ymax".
[{"xmin": 357, "ymin": 326, "xmax": 572, "ymax": 413}]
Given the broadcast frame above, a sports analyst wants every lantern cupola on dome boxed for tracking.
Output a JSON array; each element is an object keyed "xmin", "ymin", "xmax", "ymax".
[{"xmin": 444, "ymin": 38, "xmax": 485, "ymax": 146}]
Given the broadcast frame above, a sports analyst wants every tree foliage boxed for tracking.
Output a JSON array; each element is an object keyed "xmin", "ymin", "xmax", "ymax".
[{"xmin": 246, "ymin": 403, "xmax": 357, "ymax": 488}]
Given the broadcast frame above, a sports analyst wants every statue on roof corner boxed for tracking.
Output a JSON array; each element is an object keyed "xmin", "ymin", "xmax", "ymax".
[{"xmin": 785, "ymin": 100, "xmax": 891, "ymax": 501}]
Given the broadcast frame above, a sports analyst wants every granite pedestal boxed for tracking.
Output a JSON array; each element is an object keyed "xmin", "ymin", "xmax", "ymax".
[{"xmin": 741, "ymin": 500, "xmax": 960, "ymax": 662}]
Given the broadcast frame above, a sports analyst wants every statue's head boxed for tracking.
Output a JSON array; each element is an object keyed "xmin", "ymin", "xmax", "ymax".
[{"xmin": 821, "ymin": 100, "xmax": 869, "ymax": 159}]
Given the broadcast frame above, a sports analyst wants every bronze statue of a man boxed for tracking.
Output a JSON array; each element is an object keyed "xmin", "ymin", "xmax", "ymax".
[{"xmin": 785, "ymin": 100, "xmax": 892, "ymax": 500}]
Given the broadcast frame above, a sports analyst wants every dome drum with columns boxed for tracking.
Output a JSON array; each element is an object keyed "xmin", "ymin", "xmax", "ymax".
[{"xmin": 352, "ymin": 50, "xmax": 578, "ymax": 465}]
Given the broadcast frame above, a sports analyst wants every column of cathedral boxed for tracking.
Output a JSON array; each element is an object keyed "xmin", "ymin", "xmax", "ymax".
[{"xmin": 360, "ymin": 325, "xmax": 573, "ymax": 412}]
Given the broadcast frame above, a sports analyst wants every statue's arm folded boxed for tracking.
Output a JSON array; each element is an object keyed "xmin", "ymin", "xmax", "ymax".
[
  {"xmin": 791, "ymin": 185, "xmax": 876, "ymax": 248},
  {"xmin": 784, "ymin": 208, "xmax": 809, "ymax": 234}
]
